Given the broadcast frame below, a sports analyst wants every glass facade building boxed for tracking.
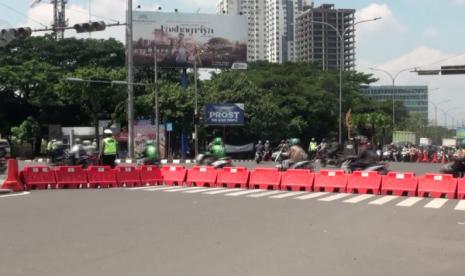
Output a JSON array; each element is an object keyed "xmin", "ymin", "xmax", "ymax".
[{"xmin": 359, "ymin": 85, "xmax": 429, "ymax": 121}]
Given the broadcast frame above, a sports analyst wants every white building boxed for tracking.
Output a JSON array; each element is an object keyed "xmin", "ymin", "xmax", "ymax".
[{"xmin": 217, "ymin": 0, "xmax": 309, "ymax": 63}]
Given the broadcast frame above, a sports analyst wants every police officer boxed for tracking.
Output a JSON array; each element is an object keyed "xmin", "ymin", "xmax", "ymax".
[
  {"xmin": 100, "ymin": 129, "xmax": 118, "ymax": 168},
  {"xmin": 308, "ymin": 138, "xmax": 318, "ymax": 159}
]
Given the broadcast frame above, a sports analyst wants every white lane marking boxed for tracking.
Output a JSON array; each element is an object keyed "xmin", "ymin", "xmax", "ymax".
[
  {"xmin": 0, "ymin": 191, "xmax": 31, "ymax": 198},
  {"xmin": 396, "ymin": 197, "xmax": 423, "ymax": 207},
  {"xmin": 454, "ymin": 200, "xmax": 465, "ymax": 211},
  {"xmin": 319, "ymin": 193, "xmax": 352, "ymax": 202},
  {"xmin": 247, "ymin": 190, "xmax": 282, "ymax": 198},
  {"xmin": 225, "ymin": 190, "xmax": 264, "ymax": 197},
  {"xmin": 269, "ymin": 192, "xmax": 305, "ymax": 199},
  {"xmin": 458, "ymin": 222, "xmax": 465, "ymax": 225},
  {"xmin": 368, "ymin": 196, "xmax": 399, "ymax": 205},
  {"xmin": 424, "ymin": 198, "xmax": 448, "ymax": 209},
  {"xmin": 184, "ymin": 187, "xmax": 221, "ymax": 194},
  {"xmin": 127, "ymin": 186, "xmax": 155, "ymax": 190},
  {"xmin": 295, "ymin": 192, "xmax": 329, "ymax": 200},
  {"xmin": 344, "ymin": 194, "xmax": 375, "ymax": 204},
  {"xmin": 204, "ymin": 188, "xmax": 239, "ymax": 195},
  {"xmin": 145, "ymin": 186, "xmax": 184, "ymax": 192},
  {"xmin": 165, "ymin": 187, "xmax": 205, "ymax": 193}
]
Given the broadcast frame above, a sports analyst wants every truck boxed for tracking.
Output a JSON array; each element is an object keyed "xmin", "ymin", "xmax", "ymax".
[{"xmin": 392, "ymin": 131, "xmax": 416, "ymax": 145}]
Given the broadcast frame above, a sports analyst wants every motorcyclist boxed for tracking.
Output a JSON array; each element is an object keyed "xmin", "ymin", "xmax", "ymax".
[
  {"xmin": 142, "ymin": 140, "xmax": 159, "ymax": 165},
  {"xmin": 210, "ymin": 137, "xmax": 226, "ymax": 159},
  {"xmin": 283, "ymin": 138, "xmax": 308, "ymax": 169},
  {"xmin": 255, "ymin": 140, "xmax": 264, "ymax": 153},
  {"xmin": 69, "ymin": 138, "xmax": 85, "ymax": 165}
]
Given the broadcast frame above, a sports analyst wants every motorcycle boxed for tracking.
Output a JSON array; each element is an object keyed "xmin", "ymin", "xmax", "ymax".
[
  {"xmin": 276, "ymin": 159, "xmax": 314, "ymax": 171},
  {"xmin": 440, "ymin": 158, "xmax": 465, "ymax": 178},
  {"xmin": 196, "ymin": 153, "xmax": 233, "ymax": 169},
  {"xmin": 340, "ymin": 156, "xmax": 390, "ymax": 175},
  {"xmin": 65, "ymin": 152, "xmax": 99, "ymax": 168}
]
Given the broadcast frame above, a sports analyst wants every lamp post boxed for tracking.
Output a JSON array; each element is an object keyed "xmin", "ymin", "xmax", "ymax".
[
  {"xmin": 153, "ymin": 39, "xmax": 160, "ymax": 157},
  {"xmin": 443, "ymin": 107, "xmax": 460, "ymax": 129},
  {"xmin": 429, "ymin": 99, "xmax": 449, "ymax": 126},
  {"xmin": 126, "ymin": 0, "xmax": 135, "ymax": 159},
  {"xmin": 368, "ymin": 67, "xmax": 416, "ymax": 129},
  {"xmin": 311, "ymin": 17, "xmax": 381, "ymax": 144}
]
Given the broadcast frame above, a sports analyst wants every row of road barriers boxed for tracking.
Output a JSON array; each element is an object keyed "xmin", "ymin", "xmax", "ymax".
[{"xmin": 2, "ymin": 159, "xmax": 465, "ymax": 199}]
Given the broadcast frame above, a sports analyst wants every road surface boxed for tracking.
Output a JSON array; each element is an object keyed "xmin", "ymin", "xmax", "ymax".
[{"xmin": 1, "ymin": 187, "xmax": 464, "ymax": 276}]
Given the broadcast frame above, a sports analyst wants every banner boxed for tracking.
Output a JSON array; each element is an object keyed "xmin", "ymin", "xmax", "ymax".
[
  {"xmin": 204, "ymin": 104, "xmax": 245, "ymax": 126},
  {"xmin": 457, "ymin": 128, "xmax": 465, "ymax": 139},
  {"xmin": 133, "ymin": 11, "xmax": 248, "ymax": 68}
]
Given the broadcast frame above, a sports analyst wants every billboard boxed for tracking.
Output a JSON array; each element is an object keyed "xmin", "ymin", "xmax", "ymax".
[
  {"xmin": 133, "ymin": 11, "xmax": 248, "ymax": 68},
  {"xmin": 457, "ymin": 128, "xmax": 465, "ymax": 139},
  {"xmin": 204, "ymin": 104, "xmax": 245, "ymax": 126}
]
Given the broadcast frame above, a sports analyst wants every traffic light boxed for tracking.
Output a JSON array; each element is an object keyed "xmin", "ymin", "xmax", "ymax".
[
  {"xmin": 441, "ymin": 65, "xmax": 465, "ymax": 75},
  {"xmin": 73, "ymin": 21, "xmax": 106, "ymax": 33},
  {"xmin": 0, "ymin": 27, "xmax": 32, "ymax": 44}
]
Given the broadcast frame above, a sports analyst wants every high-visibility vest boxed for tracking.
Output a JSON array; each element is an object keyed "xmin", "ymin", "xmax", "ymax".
[
  {"xmin": 103, "ymin": 138, "xmax": 117, "ymax": 155},
  {"xmin": 309, "ymin": 142, "xmax": 318, "ymax": 151}
]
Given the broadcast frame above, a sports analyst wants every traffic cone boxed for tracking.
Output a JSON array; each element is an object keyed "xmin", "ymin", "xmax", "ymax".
[
  {"xmin": 431, "ymin": 152, "xmax": 439, "ymax": 163},
  {"xmin": 1, "ymin": 159, "xmax": 23, "ymax": 192},
  {"xmin": 416, "ymin": 151, "xmax": 422, "ymax": 163},
  {"xmin": 422, "ymin": 150, "xmax": 429, "ymax": 162},
  {"xmin": 441, "ymin": 153, "xmax": 447, "ymax": 164}
]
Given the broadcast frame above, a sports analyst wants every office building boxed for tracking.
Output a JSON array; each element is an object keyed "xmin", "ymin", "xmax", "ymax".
[
  {"xmin": 359, "ymin": 85, "xmax": 429, "ymax": 121},
  {"xmin": 295, "ymin": 3, "xmax": 356, "ymax": 70}
]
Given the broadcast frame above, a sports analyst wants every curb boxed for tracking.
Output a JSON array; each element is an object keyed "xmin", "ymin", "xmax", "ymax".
[{"xmin": 0, "ymin": 189, "xmax": 12, "ymax": 195}]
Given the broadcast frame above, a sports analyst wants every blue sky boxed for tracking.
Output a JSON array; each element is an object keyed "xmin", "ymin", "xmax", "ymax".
[{"xmin": 1, "ymin": 0, "xmax": 465, "ymax": 124}]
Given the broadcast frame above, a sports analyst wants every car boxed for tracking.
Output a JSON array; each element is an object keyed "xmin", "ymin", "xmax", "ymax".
[{"xmin": 0, "ymin": 139, "xmax": 11, "ymax": 158}]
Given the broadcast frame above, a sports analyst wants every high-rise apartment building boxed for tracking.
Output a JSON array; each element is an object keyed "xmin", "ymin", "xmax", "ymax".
[
  {"xmin": 217, "ymin": 0, "xmax": 309, "ymax": 63},
  {"xmin": 295, "ymin": 4, "xmax": 356, "ymax": 70}
]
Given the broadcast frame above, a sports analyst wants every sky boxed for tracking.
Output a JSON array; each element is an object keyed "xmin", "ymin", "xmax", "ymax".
[{"xmin": 1, "ymin": 0, "xmax": 465, "ymax": 126}]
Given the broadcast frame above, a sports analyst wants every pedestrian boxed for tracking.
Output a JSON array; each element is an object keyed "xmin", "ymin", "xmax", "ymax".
[{"xmin": 100, "ymin": 129, "xmax": 118, "ymax": 168}]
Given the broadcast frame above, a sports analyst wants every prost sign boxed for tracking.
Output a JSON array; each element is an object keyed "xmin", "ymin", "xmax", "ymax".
[{"xmin": 204, "ymin": 104, "xmax": 245, "ymax": 126}]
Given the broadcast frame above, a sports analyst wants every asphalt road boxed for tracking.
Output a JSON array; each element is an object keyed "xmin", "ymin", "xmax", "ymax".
[{"xmin": 1, "ymin": 187, "xmax": 464, "ymax": 276}]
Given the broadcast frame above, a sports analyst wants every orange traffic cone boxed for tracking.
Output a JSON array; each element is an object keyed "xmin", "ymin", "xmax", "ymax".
[
  {"xmin": 416, "ymin": 151, "xmax": 423, "ymax": 163},
  {"xmin": 1, "ymin": 159, "xmax": 23, "ymax": 192},
  {"xmin": 431, "ymin": 152, "xmax": 439, "ymax": 163},
  {"xmin": 422, "ymin": 150, "xmax": 429, "ymax": 162}
]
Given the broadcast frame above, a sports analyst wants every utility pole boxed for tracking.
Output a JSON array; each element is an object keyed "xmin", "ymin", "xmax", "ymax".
[
  {"xmin": 127, "ymin": 0, "xmax": 135, "ymax": 159},
  {"xmin": 194, "ymin": 58, "xmax": 199, "ymax": 157},
  {"xmin": 153, "ymin": 41, "xmax": 160, "ymax": 158},
  {"xmin": 52, "ymin": 0, "xmax": 67, "ymax": 40}
]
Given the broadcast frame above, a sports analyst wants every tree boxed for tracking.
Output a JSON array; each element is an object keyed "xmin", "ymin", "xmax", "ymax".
[{"xmin": 10, "ymin": 117, "xmax": 41, "ymax": 154}]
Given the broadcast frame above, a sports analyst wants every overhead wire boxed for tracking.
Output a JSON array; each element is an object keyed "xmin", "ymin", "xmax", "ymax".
[{"xmin": 0, "ymin": 1, "xmax": 48, "ymax": 27}]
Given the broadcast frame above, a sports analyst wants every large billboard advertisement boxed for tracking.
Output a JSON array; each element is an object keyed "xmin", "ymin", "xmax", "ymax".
[
  {"xmin": 204, "ymin": 104, "xmax": 245, "ymax": 126},
  {"xmin": 133, "ymin": 11, "xmax": 248, "ymax": 68}
]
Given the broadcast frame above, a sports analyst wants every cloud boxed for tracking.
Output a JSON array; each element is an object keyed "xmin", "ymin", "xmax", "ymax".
[
  {"xmin": 356, "ymin": 3, "xmax": 407, "ymax": 35},
  {"xmin": 358, "ymin": 47, "xmax": 465, "ymax": 124},
  {"xmin": 450, "ymin": 0, "xmax": 465, "ymax": 5}
]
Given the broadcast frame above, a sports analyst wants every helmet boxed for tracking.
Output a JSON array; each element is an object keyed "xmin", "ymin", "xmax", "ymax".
[
  {"xmin": 146, "ymin": 140, "xmax": 155, "ymax": 145},
  {"xmin": 74, "ymin": 138, "xmax": 81, "ymax": 143},
  {"xmin": 213, "ymin": 137, "xmax": 223, "ymax": 145},
  {"xmin": 290, "ymin": 138, "xmax": 300, "ymax": 146},
  {"xmin": 82, "ymin": 140, "xmax": 91, "ymax": 146},
  {"xmin": 265, "ymin": 140, "xmax": 270, "ymax": 143},
  {"xmin": 104, "ymin": 129, "xmax": 113, "ymax": 135},
  {"xmin": 258, "ymin": 140, "xmax": 262, "ymax": 144},
  {"xmin": 311, "ymin": 138, "xmax": 315, "ymax": 141}
]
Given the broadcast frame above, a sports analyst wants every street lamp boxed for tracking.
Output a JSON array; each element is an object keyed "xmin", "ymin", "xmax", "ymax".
[
  {"xmin": 368, "ymin": 66, "xmax": 417, "ymax": 129},
  {"xmin": 442, "ymin": 107, "xmax": 460, "ymax": 129},
  {"xmin": 311, "ymin": 17, "xmax": 381, "ymax": 144},
  {"xmin": 429, "ymin": 99, "xmax": 450, "ymax": 126},
  {"xmin": 127, "ymin": 0, "xmax": 135, "ymax": 159}
]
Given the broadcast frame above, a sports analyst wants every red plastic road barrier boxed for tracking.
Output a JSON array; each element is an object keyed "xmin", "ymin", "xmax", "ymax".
[
  {"xmin": 217, "ymin": 167, "xmax": 249, "ymax": 189},
  {"xmin": 458, "ymin": 178, "xmax": 465, "ymax": 199},
  {"xmin": 347, "ymin": 171, "xmax": 382, "ymax": 194},
  {"xmin": 280, "ymin": 169, "xmax": 314, "ymax": 192},
  {"xmin": 22, "ymin": 166, "xmax": 56, "ymax": 190},
  {"xmin": 55, "ymin": 166, "xmax": 88, "ymax": 189},
  {"xmin": 87, "ymin": 166, "xmax": 117, "ymax": 188},
  {"xmin": 381, "ymin": 172, "xmax": 418, "ymax": 197},
  {"xmin": 139, "ymin": 165, "xmax": 163, "ymax": 186},
  {"xmin": 186, "ymin": 166, "xmax": 218, "ymax": 187},
  {"xmin": 115, "ymin": 166, "xmax": 141, "ymax": 188},
  {"xmin": 161, "ymin": 166, "xmax": 187, "ymax": 186},
  {"xmin": 314, "ymin": 170, "xmax": 348, "ymax": 193},
  {"xmin": 418, "ymin": 174, "xmax": 457, "ymax": 199},
  {"xmin": 1, "ymin": 159, "xmax": 23, "ymax": 192},
  {"xmin": 249, "ymin": 168, "xmax": 281, "ymax": 190}
]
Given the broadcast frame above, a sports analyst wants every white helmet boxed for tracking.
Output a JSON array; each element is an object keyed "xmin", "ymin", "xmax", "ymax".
[{"xmin": 104, "ymin": 129, "xmax": 113, "ymax": 135}]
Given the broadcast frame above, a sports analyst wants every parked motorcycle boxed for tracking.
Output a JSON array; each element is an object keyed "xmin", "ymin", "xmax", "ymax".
[{"xmin": 196, "ymin": 153, "xmax": 233, "ymax": 169}]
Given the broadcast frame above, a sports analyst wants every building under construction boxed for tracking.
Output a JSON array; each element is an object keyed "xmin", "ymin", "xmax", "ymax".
[{"xmin": 294, "ymin": 4, "xmax": 355, "ymax": 71}]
